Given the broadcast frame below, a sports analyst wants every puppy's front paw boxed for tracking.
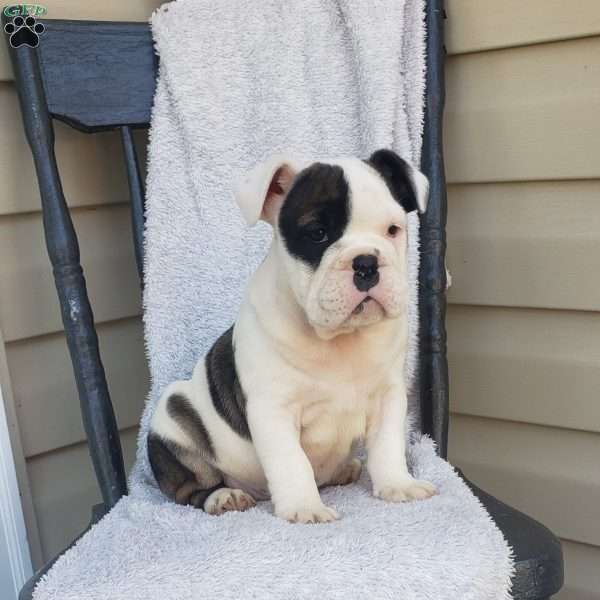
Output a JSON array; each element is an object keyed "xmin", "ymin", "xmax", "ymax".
[
  {"xmin": 374, "ymin": 478, "xmax": 437, "ymax": 503},
  {"xmin": 276, "ymin": 502, "xmax": 340, "ymax": 524}
]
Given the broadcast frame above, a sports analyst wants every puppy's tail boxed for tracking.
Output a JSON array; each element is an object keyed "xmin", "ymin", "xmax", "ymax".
[{"xmin": 147, "ymin": 433, "xmax": 223, "ymax": 508}]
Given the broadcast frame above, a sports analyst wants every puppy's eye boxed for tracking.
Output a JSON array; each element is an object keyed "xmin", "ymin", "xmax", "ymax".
[
  {"xmin": 305, "ymin": 225, "xmax": 328, "ymax": 243},
  {"xmin": 387, "ymin": 224, "xmax": 402, "ymax": 237}
]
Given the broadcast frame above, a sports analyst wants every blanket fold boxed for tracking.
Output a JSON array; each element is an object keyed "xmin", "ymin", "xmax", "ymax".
[{"xmin": 32, "ymin": 2, "xmax": 513, "ymax": 598}]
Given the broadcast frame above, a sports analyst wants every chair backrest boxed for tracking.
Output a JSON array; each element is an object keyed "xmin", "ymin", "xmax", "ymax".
[
  {"xmin": 2, "ymin": 17, "xmax": 157, "ymax": 509},
  {"xmin": 2, "ymin": 5, "xmax": 448, "ymax": 512}
]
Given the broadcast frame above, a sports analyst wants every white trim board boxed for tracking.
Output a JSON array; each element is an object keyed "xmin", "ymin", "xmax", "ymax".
[{"xmin": 0, "ymin": 381, "xmax": 33, "ymax": 599}]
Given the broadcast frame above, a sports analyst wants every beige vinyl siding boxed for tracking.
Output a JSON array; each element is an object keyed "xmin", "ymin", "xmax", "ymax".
[
  {"xmin": 0, "ymin": 84, "xmax": 140, "ymax": 216},
  {"xmin": 27, "ymin": 427, "xmax": 139, "ymax": 561},
  {"xmin": 0, "ymin": 0, "xmax": 159, "ymax": 568},
  {"xmin": 445, "ymin": 5, "xmax": 600, "ymax": 600},
  {"xmin": 450, "ymin": 415, "xmax": 600, "ymax": 547},
  {"xmin": 5, "ymin": 318, "xmax": 147, "ymax": 457},
  {"xmin": 562, "ymin": 541, "xmax": 600, "ymax": 600},
  {"xmin": 445, "ymin": 37, "xmax": 600, "ymax": 183},
  {"xmin": 448, "ymin": 306, "xmax": 600, "ymax": 433},
  {"xmin": 447, "ymin": 182, "xmax": 600, "ymax": 311},
  {"xmin": 0, "ymin": 203, "xmax": 142, "ymax": 342},
  {"xmin": 446, "ymin": 0, "xmax": 600, "ymax": 55}
]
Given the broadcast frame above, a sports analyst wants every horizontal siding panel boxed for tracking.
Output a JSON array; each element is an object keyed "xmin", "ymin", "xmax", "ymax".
[
  {"xmin": 447, "ymin": 181, "xmax": 600, "ymax": 311},
  {"xmin": 26, "ymin": 427, "xmax": 138, "ymax": 563},
  {"xmin": 447, "ymin": 306, "xmax": 600, "ymax": 433},
  {"xmin": 446, "ymin": 0, "xmax": 600, "ymax": 55},
  {"xmin": 558, "ymin": 540, "xmax": 600, "ymax": 600},
  {"xmin": 0, "ymin": 1, "xmax": 162, "ymax": 81},
  {"xmin": 449, "ymin": 415, "xmax": 600, "ymax": 547},
  {"xmin": 445, "ymin": 37, "xmax": 600, "ymax": 183},
  {"xmin": 6, "ymin": 317, "xmax": 148, "ymax": 457},
  {"xmin": 0, "ymin": 83, "xmax": 148, "ymax": 216},
  {"xmin": 0, "ymin": 204, "xmax": 142, "ymax": 341}
]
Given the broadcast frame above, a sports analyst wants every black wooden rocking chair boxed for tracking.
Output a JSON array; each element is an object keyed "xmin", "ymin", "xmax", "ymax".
[{"xmin": 3, "ymin": 3, "xmax": 563, "ymax": 598}]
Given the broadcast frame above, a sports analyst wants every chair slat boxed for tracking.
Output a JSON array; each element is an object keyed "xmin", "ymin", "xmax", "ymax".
[
  {"xmin": 120, "ymin": 126, "xmax": 146, "ymax": 282},
  {"xmin": 37, "ymin": 20, "xmax": 157, "ymax": 131}
]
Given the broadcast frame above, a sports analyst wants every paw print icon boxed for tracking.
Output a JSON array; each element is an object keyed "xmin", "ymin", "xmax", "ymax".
[{"xmin": 4, "ymin": 15, "xmax": 45, "ymax": 48}]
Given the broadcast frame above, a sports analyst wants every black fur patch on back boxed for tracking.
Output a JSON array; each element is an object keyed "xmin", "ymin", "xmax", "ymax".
[
  {"xmin": 205, "ymin": 326, "xmax": 251, "ymax": 440},
  {"xmin": 147, "ymin": 433, "xmax": 223, "ymax": 508},
  {"xmin": 278, "ymin": 163, "xmax": 350, "ymax": 269},
  {"xmin": 365, "ymin": 149, "xmax": 419, "ymax": 213},
  {"xmin": 167, "ymin": 393, "xmax": 215, "ymax": 459}
]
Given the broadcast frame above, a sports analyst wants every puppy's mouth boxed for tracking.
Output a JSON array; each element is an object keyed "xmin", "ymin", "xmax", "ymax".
[{"xmin": 352, "ymin": 296, "xmax": 374, "ymax": 315}]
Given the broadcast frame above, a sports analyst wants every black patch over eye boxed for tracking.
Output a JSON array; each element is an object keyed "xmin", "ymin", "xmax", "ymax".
[{"xmin": 279, "ymin": 163, "xmax": 350, "ymax": 269}]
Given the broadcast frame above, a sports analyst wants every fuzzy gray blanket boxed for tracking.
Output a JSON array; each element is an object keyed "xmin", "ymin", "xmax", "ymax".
[{"xmin": 32, "ymin": 1, "xmax": 513, "ymax": 598}]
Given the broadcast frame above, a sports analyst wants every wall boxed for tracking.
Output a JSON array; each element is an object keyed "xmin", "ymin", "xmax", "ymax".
[
  {"xmin": 444, "ymin": 2, "xmax": 600, "ymax": 599},
  {"xmin": 0, "ymin": 1, "xmax": 162, "ymax": 566}
]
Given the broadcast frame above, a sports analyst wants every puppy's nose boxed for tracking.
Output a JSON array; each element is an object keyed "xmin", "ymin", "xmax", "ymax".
[{"xmin": 352, "ymin": 254, "xmax": 379, "ymax": 291}]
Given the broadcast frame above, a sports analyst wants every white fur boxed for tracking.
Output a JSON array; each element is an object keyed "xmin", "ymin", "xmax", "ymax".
[
  {"xmin": 235, "ymin": 155, "xmax": 306, "ymax": 226},
  {"xmin": 150, "ymin": 155, "xmax": 435, "ymax": 522}
]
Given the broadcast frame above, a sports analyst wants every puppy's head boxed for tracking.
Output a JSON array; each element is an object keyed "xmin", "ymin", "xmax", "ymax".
[{"xmin": 235, "ymin": 150, "xmax": 428, "ymax": 339}]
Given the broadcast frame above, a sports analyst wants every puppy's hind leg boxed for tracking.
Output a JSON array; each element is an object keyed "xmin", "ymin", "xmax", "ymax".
[
  {"xmin": 148, "ymin": 433, "xmax": 224, "ymax": 509},
  {"xmin": 203, "ymin": 488, "xmax": 256, "ymax": 515},
  {"xmin": 148, "ymin": 434, "xmax": 256, "ymax": 514}
]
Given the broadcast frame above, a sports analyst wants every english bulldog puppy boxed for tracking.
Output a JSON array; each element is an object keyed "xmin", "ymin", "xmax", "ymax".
[{"xmin": 148, "ymin": 149, "xmax": 437, "ymax": 523}]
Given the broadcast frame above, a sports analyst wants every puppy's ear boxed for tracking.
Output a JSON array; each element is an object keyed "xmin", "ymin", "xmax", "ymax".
[
  {"xmin": 366, "ymin": 149, "xmax": 429, "ymax": 214},
  {"xmin": 235, "ymin": 156, "xmax": 301, "ymax": 226}
]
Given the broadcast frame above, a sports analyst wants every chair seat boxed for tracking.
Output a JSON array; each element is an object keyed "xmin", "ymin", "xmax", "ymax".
[
  {"xmin": 21, "ymin": 486, "xmax": 563, "ymax": 600},
  {"xmin": 462, "ymin": 473, "xmax": 564, "ymax": 599},
  {"xmin": 22, "ymin": 489, "xmax": 562, "ymax": 600},
  {"xmin": 19, "ymin": 443, "xmax": 546, "ymax": 600},
  {"xmin": 20, "ymin": 488, "xmax": 563, "ymax": 600},
  {"xmin": 19, "ymin": 488, "xmax": 563, "ymax": 600}
]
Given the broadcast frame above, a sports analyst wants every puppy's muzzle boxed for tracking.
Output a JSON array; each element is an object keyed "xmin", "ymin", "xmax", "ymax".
[{"xmin": 352, "ymin": 254, "xmax": 379, "ymax": 292}]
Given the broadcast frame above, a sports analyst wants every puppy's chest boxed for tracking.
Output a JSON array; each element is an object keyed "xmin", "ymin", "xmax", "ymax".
[
  {"xmin": 293, "ymin": 341, "xmax": 394, "ymax": 459},
  {"xmin": 302, "ymin": 392, "xmax": 367, "ymax": 428},
  {"xmin": 298, "ymin": 382, "xmax": 380, "ymax": 463}
]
